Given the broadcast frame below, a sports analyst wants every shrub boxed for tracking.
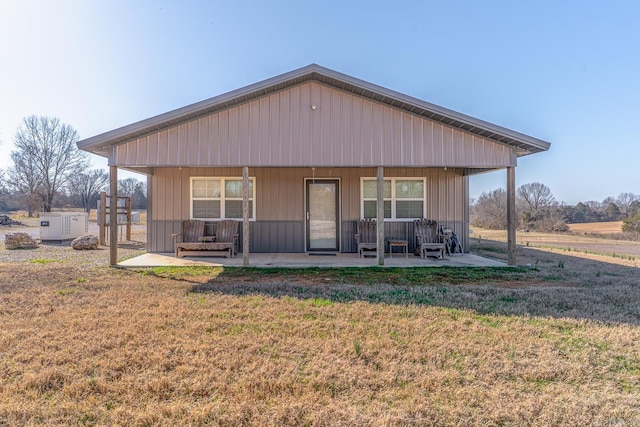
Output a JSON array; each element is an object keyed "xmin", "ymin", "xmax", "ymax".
[{"xmin": 622, "ymin": 211, "xmax": 640, "ymax": 233}]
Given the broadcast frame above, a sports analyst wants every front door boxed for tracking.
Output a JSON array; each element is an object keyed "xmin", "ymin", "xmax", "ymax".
[{"xmin": 306, "ymin": 179, "xmax": 340, "ymax": 251}]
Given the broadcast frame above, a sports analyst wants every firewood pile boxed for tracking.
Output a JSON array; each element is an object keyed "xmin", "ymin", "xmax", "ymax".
[{"xmin": 0, "ymin": 215, "xmax": 25, "ymax": 227}]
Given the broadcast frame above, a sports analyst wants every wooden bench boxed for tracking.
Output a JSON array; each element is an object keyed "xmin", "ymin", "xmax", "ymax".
[
  {"xmin": 172, "ymin": 219, "xmax": 238, "ymax": 258},
  {"xmin": 175, "ymin": 242, "xmax": 234, "ymax": 258}
]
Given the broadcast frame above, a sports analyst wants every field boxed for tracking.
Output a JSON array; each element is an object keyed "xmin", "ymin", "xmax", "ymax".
[
  {"xmin": 1, "ymin": 217, "xmax": 639, "ymax": 425},
  {"xmin": 568, "ymin": 221, "xmax": 623, "ymax": 234},
  {"xmin": 473, "ymin": 225, "xmax": 640, "ymax": 267}
]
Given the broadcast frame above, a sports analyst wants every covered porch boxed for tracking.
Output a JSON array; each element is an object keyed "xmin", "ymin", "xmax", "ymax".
[{"xmin": 77, "ymin": 64, "xmax": 550, "ymax": 268}]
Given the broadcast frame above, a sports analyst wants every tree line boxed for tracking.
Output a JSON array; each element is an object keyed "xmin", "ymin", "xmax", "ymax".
[
  {"xmin": 0, "ymin": 116, "xmax": 146, "ymax": 216},
  {"xmin": 471, "ymin": 183, "xmax": 640, "ymax": 233}
]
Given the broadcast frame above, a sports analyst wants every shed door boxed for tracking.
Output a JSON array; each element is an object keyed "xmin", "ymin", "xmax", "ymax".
[{"xmin": 306, "ymin": 180, "xmax": 340, "ymax": 251}]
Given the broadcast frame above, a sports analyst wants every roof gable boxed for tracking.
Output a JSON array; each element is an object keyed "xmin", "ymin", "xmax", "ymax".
[
  {"xmin": 77, "ymin": 64, "xmax": 550, "ymax": 159},
  {"xmin": 111, "ymin": 81, "xmax": 516, "ymax": 169}
]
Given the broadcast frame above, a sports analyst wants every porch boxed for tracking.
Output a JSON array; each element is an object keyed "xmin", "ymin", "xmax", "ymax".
[{"xmin": 118, "ymin": 252, "xmax": 505, "ymax": 268}]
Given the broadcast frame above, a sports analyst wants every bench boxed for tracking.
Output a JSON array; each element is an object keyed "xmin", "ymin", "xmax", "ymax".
[
  {"xmin": 175, "ymin": 242, "xmax": 234, "ymax": 258},
  {"xmin": 172, "ymin": 219, "xmax": 238, "ymax": 258}
]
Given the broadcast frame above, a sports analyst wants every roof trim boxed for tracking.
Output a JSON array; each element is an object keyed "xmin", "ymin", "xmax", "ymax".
[{"xmin": 77, "ymin": 64, "xmax": 550, "ymax": 157}]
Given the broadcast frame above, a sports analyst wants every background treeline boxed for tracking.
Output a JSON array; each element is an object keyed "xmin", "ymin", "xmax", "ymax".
[
  {"xmin": 0, "ymin": 170, "xmax": 147, "ymax": 215},
  {"xmin": 471, "ymin": 183, "xmax": 640, "ymax": 233},
  {"xmin": 0, "ymin": 116, "xmax": 146, "ymax": 216}
]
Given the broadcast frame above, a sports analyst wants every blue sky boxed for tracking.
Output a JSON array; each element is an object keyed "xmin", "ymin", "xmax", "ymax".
[{"xmin": 1, "ymin": 0, "xmax": 638, "ymax": 204}]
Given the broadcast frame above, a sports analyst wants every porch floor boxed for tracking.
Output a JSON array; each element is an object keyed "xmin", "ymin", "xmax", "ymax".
[{"xmin": 118, "ymin": 252, "xmax": 506, "ymax": 268}]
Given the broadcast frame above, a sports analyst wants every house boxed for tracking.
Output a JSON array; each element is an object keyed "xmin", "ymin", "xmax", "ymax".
[{"xmin": 77, "ymin": 64, "xmax": 550, "ymax": 266}]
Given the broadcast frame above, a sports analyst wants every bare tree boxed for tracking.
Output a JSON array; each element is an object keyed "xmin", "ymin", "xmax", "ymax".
[
  {"xmin": 470, "ymin": 188, "xmax": 507, "ymax": 229},
  {"xmin": 131, "ymin": 180, "xmax": 147, "ymax": 210},
  {"xmin": 119, "ymin": 177, "xmax": 147, "ymax": 210},
  {"xmin": 10, "ymin": 116, "xmax": 88, "ymax": 213},
  {"xmin": 68, "ymin": 169, "xmax": 109, "ymax": 214},
  {"xmin": 517, "ymin": 182, "xmax": 569, "ymax": 231},
  {"xmin": 8, "ymin": 146, "xmax": 45, "ymax": 216},
  {"xmin": 118, "ymin": 177, "xmax": 139, "ymax": 198},
  {"xmin": 616, "ymin": 192, "xmax": 639, "ymax": 218},
  {"xmin": 518, "ymin": 182, "xmax": 556, "ymax": 213},
  {"xmin": 0, "ymin": 170, "xmax": 11, "ymax": 212}
]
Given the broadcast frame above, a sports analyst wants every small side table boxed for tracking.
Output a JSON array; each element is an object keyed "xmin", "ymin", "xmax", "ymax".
[{"xmin": 387, "ymin": 239, "xmax": 408, "ymax": 258}]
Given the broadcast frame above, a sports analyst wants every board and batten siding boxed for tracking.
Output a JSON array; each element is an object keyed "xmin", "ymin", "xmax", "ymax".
[
  {"xmin": 114, "ymin": 81, "xmax": 514, "ymax": 169},
  {"xmin": 149, "ymin": 167, "xmax": 467, "ymax": 253},
  {"xmin": 151, "ymin": 167, "xmax": 464, "ymax": 221}
]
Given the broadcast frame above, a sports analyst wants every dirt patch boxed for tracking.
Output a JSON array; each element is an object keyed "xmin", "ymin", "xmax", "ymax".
[{"xmin": 0, "ymin": 214, "xmax": 147, "ymax": 268}]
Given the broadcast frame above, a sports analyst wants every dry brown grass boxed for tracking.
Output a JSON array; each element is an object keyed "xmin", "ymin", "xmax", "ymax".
[
  {"xmin": 1, "ymin": 216, "xmax": 640, "ymax": 425},
  {"xmin": 1, "ymin": 257, "xmax": 640, "ymax": 424},
  {"xmin": 568, "ymin": 221, "xmax": 623, "ymax": 234}
]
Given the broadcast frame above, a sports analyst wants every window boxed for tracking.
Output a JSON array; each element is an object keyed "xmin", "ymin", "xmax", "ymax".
[
  {"xmin": 191, "ymin": 177, "xmax": 255, "ymax": 220},
  {"xmin": 361, "ymin": 178, "xmax": 425, "ymax": 220}
]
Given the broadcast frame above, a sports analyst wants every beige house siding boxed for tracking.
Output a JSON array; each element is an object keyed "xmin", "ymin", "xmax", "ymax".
[
  {"xmin": 114, "ymin": 81, "xmax": 514, "ymax": 168},
  {"xmin": 148, "ymin": 167, "xmax": 468, "ymax": 253},
  {"xmin": 151, "ymin": 167, "xmax": 465, "ymax": 222}
]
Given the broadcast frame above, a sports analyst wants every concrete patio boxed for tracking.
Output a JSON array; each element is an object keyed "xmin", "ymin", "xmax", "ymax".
[{"xmin": 118, "ymin": 252, "xmax": 506, "ymax": 268}]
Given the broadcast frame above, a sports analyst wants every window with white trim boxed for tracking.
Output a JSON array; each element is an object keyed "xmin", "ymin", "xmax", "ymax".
[
  {"xmin": 361, "ymin": 178, "xmax": 425, "ymax": 220},
  {"xmin": 191, "ymin": 177, "xmax": 255, "ymax": 220}
]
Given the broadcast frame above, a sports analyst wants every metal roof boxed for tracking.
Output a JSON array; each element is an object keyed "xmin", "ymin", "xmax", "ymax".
[{"xmin": 77, "ymin": 64, "xmax": 550, "ymax": 157}]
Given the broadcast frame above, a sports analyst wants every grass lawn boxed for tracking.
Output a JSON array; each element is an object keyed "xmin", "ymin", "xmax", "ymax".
[{"xmin": 1, "ymin": 244, "xmax": 640, "ymax": 424}]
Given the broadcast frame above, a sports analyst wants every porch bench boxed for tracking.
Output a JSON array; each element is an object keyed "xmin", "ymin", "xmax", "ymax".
[{"xmin": 175, "ymin": 242, "xmax": 234, "ymax": 258}]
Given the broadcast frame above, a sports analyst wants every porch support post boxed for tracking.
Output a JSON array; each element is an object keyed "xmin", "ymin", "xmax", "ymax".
[
  {"xmin": 377, "ymin": 166, "xmax": 384, "ymax": 266},
  {"xmin": 99, "ymin": 191, "xmax": 106, "ymax": 246},
  {"xmin": 109, "ymin": 165, "xmax": 118, "ymax": 267},
  {"xmin": 507, "ymin": 166, "xmax": 516, "ymax": 265},
  {"xmin": 242, "ymin": 166, "xmax": 250, "ymax": 267}
]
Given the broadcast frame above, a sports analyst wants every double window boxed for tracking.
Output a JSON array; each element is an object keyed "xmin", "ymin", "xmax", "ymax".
[
  {"xmin": 361, "ymin": 178, "xmax": 425, "ymax": 220},
  {"xmin": 191, "ymin": 177, "xmax": 255, "ymax": 220}
]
